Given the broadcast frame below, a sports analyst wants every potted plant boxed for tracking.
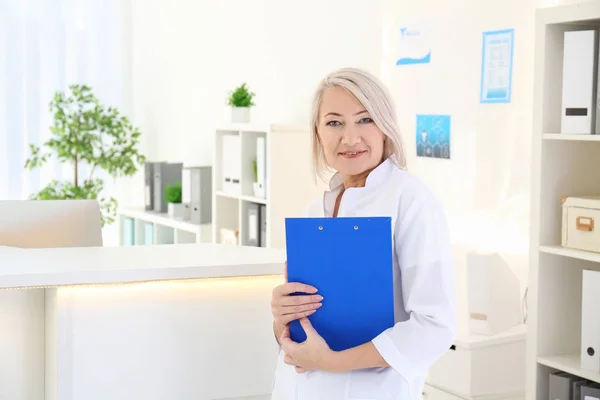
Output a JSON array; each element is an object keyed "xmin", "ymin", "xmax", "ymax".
[
  {"xmin": 227, "ymin": 83, "xmax": 255, "ymax": 123},
  {"xmin": 165, "ymin": 182, "xmax": 183, "ymax": 219},
  {"xmin": 24, "ymin": 84, "xmax": 145, "ymax": 227},
  {"xmin": 252, "ymin": 157, "xmax": 264, "ymax": 198}
]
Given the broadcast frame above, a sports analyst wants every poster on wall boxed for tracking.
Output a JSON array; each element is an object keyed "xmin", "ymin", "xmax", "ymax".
[
  {"xmin": 480, "ymin": 28, "xmax": 514, "ymax": 103},
  {"xmin": 416, "ymin": 114, "xmax": 451, "ymax": 159},
  {"xmin": 396, "ymin": 22, "xmax": 431, "ymax": 66}
]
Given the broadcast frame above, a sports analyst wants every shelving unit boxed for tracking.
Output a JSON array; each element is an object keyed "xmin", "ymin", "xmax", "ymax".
[
  {"xmin": 118, "ymin": 207, "xmax": 212, "ymax": 245},
  {"xmin": 212, "ymin": 123, "xmax": 329, "ymax": 249},
  {"xmin": 528, "ymin": 3, "xmax": 600, "ymax": 400}
]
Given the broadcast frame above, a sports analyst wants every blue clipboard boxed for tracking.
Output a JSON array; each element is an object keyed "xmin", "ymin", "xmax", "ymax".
[{"xmin": 284, "ymin": 216, "xmax": 395, "ymax": 352}]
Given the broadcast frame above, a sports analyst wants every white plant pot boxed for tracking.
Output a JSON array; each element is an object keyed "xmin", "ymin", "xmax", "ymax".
[
  {"xmin": 231, "ymin": 106, "xmax": 250, "ymax": 123},
  {"xmin": 253, "ymin": 182, "xmax": 265, "ymax": 198},
  {"xmin": 168, "ymin": 203, "xmax": 185, "ymax": 219}
]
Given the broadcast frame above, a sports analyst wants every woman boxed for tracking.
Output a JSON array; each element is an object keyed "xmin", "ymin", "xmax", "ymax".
[{"xmin": 270, "ymin": 67, "xmax": 456, "ymax": 399}]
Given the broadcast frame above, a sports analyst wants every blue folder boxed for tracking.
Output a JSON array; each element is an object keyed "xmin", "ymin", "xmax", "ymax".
[{"xmin": 284, "ymin": 216, "xmax": 395, "ymax": 352}]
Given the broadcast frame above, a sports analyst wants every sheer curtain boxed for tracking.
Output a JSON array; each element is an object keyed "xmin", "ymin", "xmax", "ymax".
[{"xmin": 0, "ymin": 0, "xmax": 125, "ymax": 202}]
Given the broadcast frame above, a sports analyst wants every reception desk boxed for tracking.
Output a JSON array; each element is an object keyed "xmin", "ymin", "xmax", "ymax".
[{"xmin": 0, "ymin": 243, "xmax": 285, "ymax": 400}]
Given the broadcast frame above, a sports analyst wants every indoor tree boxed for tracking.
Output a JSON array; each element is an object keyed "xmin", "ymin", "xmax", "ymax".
[{"xmin": 24, "ymin": 84, "xmax": 146, "ymax": 226}]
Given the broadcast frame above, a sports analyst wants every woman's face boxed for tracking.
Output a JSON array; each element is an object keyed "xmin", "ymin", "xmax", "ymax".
[{"xmin": 317, "ymin": 86, "xmax": 385, "ymax": 177}]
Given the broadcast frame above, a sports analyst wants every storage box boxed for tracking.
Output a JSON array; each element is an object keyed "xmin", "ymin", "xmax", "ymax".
[
  {"xmin": 561, "ymin": 196, "xmax": 600, "ymax": 253},
  {"xmin": 426, "ymin": 325, "xmax": 526, "ymax": 399}
]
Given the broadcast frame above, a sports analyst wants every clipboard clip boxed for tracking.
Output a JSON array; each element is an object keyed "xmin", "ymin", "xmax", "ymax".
[{"xmin": 317, "ymin": 225, "xmax": 359, "ymax": 230}]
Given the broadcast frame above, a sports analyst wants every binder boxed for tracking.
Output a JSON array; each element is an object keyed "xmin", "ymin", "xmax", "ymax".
[
  {"xmin": 259, "ymin": 204, "xmax": 267, "ymax": 247},
  {"xmin": 549, "ymin": 372, "xmax": 575, "ymax": 400},
  {"xmin": 153, "ymin": 162, "xmax": 183, "ymax": 213},
  {"xmin": 581, "ymin": 269, "xmax": 600, "ymax": 372},
  {"xmin": 285, "ymin": 216, "xmax": 395, "ymax": 352},
  {"xmin": 245, "ymin": 202, "xmax": 260, "ymax": 247},
  {"xmin": 184, "ymin": 166, "xmax": 212, "ymax": 224},
  {"xmin": 561, "ymin": 30, "xmax": 598, "ymax": 134},
  {"xmin": 255, "ymin": 136, "xmax": 266, "ymax": 198}
]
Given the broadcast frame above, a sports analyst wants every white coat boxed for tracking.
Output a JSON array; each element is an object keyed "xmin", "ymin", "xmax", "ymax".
[{"xmin": 270, "ymin": 156, "xmax": 457, "ymax": 400}]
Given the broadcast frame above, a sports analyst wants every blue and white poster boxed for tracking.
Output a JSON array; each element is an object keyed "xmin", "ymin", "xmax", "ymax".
[
  {"xmin": 396, "ymin": 23, "xmax": 431, "ymax": 66},
  {"xmin": 416, "ymin": 114, "xmax": 451, "ymax": 159},
  {"xmin": 480, "ymin": 28, "xmax": 514, "ymax": 103}
]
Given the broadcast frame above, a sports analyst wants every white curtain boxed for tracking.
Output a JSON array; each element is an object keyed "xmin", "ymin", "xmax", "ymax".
[{"xmin": 0, "ymin": 0, "xmax": 125, "ymax": 201}]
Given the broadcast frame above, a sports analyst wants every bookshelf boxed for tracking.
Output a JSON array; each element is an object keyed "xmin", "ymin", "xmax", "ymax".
[
  {"xmin": 212, "ymin": 123, "xmax": 329, "ymax": 249},
  {"xmin": 119, "ymin": 208, "xmax": 212, "ymax": 245},
  {"xmin": 528, "ymin": 3, "xmax": 600, "ymax": 400}
]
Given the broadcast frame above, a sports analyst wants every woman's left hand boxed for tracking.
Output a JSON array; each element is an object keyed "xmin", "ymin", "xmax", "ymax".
[{"xmin": 279, "ymin": 317, "xmax": 337, "ymax": 373}]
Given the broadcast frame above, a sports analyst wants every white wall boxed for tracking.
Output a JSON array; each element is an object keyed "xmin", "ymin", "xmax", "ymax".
[
  {"xmin": 129, "ymin": 0, "xmax": 384, "ymax": 167},
  {"xmin": 381, "ymin": 0, "xmax": 537, "ymax": 333}
]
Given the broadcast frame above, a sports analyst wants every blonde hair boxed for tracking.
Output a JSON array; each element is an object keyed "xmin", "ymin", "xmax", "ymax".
[{"xmin": 310, "ymin": 67, "xmax": 407, "ymax": 182}]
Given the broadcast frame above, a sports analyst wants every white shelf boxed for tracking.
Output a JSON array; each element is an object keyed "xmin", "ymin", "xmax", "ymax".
[
  {"xmin": 216, "ymin": 191, "xmax": 267, "ymax": 205},
  {"xmin": 537, "ymin": 1, "xmax": 600, "ymax": 25},
  {"xmin": 119, "ymin": 207, "xmax": 212, "ymax": 245},
  {"xmin": 212, "ymin": 123, "xmax": 328, "ymax": 249},
  {"xmin": 528, "ymin": 3, "xmax": 600, "ymax": 399},
  {"xmin": 543, "ymin": 133, "xmax": 600, "ymax": 141},
  {"xmin": 540, "ymin": 245, "xmax": 600, "ymax": 263},
  {"xmin": 537, "ymin": 354, "xmax": 600, "ymax": 384}
]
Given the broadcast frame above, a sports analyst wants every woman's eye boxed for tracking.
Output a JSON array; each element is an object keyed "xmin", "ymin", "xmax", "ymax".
[
  {"xmin": 359, "ymin": 117, "xmax": 373, "ymax": 124},
  {"xmin": 326, "ymin": 121, "xmax": 341, "ymax": 127}
]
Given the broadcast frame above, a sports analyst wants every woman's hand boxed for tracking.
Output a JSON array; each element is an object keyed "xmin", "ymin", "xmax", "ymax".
[
  {"xmin": 271, "ymin": 262, "xmax": 323, "ymax": 326},
  {"xmin": 280, "ymin": 318, "xmax": 337, "ymax": 373}
]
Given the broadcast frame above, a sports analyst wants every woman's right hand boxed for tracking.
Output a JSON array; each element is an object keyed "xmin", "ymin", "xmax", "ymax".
[{"xmin": 271, "ymin": 262, "xmax": 323, "ymax": 326}]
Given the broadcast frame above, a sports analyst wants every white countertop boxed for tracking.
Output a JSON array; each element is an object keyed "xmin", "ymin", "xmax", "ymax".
[{"xmin": 0, "ymin": 243, "xmax": 286, "ymax": 289}]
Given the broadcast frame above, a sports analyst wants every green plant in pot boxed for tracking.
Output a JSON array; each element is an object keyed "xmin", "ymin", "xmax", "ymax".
[
  {"xmin": 227, "ymin": 83, "xmax": 255, "ymax": 123},
  {"xmin": 165, "ymin": 182, "xmax": 183, "ymax": 219},
  {"xmin": 24, "ymin": 84, "xmax": 146, "ymax": 227}
]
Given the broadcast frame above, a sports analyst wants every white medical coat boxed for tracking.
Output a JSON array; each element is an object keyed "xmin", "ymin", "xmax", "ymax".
[{"xmin": 270, "ymin": 157, "xmax": 457, "ymax": 400}]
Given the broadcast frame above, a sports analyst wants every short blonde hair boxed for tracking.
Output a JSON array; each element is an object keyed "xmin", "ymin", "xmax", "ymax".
[{"xmin": 310, "ymin": 67, "xmax": 407, "ymax": 182}]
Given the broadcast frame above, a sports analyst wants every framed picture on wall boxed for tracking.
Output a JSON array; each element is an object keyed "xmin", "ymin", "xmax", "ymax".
[
  {"xmin": 416, "ymin": 114, "xmax": 451, "ymax": 159},
  {"xmin": 479, "ymin": 28, "xmax": 515, "ymax": 104}
]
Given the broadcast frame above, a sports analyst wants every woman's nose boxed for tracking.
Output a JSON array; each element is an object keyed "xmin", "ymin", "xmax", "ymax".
[{"xmin": 341, "ymin": 126, "xmax": 361, "ymax": 145}]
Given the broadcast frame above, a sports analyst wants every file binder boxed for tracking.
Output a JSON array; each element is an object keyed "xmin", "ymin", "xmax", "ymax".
[
  {"xmin": 285, "ymin": 216, "xmax": 395, "ymax": 352},
  {"xmin": 581, "ymin": 269, "xmax": 600, "ymax": 372}
]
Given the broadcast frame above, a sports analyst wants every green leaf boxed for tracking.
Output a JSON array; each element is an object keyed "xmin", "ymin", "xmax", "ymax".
[
  {"xmin": 164, "ymin": 182, "xmax": 182, "ymax": 203},
  {"xmin": 226, "ymin": 83, "xmax": 256, "ymax": 107}
]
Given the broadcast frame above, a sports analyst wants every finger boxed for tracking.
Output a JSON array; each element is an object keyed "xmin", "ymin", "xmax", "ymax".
[
  {"xmin": 276, "ymin": 302, "xmax": 322, "ymax": 316},
  {"xmin": 299, "ymin": 317, "xmax": 317, "ymax": 336},
  {"xmin": 280, "ymin": 335, "xmax": 295, "ymax": 354},
  {"xmin": 284, "ymin": 354, "xmax": 297, "ymax": 366},
  {"xmin": 276, "ymin": 309, "xmax": 317, "ymax": 326},
  {"xmin": 279, "ymin": 326, "xmax": 297, "ymax": 351},
  {"xmin": 274, "ymin": 282, "xmax": 318, "ymax": 296},
  {"xmin": 279, "ymin": 293, "xmax": 323, "ymax": 307},
  {"xmin": 295, "ymin": 366, "xmax": 308, "ymax": 373},
  {"xmin": 281, "ymin": 324, "xmax": 290, "ymax": 339}
]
